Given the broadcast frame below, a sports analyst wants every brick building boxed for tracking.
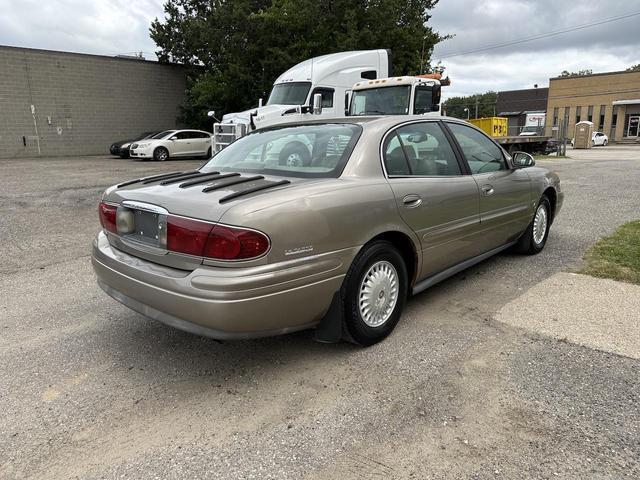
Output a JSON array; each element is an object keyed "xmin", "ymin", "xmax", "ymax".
[
  {"xmin": 545, "ymin": 70, "xmax": 640, "ymax": 143},
  {"xmin": 496, "ymin": 87, "xmax": 549, "ymax": 136},
  {"xmin": 0, "ymin": 45, "xmax": 189, "ymax": 158}
]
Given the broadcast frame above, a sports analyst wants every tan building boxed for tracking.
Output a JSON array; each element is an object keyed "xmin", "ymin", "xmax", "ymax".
[{"xmin": 545, "ymin": 70, "xmax": 640, "ymax": 143}]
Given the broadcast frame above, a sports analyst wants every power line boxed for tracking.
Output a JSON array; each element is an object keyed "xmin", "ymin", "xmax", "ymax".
[{"xmin": 436, "ymin": 10, "xmax": 640, "ymax": 60}]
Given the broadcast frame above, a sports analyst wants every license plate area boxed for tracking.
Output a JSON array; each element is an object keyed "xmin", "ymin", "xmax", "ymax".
[
  {"xmin": 130, "ymin": 210, "xmax": 161, "ymax": 246},
  {"xmin": 120, "ymin": 201, "xmax": 169, "ymax": 249}
]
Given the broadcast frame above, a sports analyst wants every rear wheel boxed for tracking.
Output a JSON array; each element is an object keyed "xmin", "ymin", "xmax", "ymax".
[
  {"xmin": 342, "ymin": 241, "xmax": 408, "ymax": 346},
  {"xmin": 154, "ymin": 147, "xmax": 169, "ymax": 162},
  {"xmin": 514, "ymin": 195, "xmax": 551, "ymax": 255},
  {"xmin": 603, "ymin": 139, "xmax": 608, "ymax": 146}
]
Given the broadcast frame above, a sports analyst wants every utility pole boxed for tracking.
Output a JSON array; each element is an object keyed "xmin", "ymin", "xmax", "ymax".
[{"xmin": 475, "ymin": 99, "xmax": 479, "ymax": 119}]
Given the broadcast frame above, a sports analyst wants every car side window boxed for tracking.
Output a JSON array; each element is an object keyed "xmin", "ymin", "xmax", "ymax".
[
  {"xmin": 447, "ymin": 123, "xmax": 507, "ymax": 174},
  {"xmin": 383, "ymin": 122, "xmax": 461, "ymax": 176}
]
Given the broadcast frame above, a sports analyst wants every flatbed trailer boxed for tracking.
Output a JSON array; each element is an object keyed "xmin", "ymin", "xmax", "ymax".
[{"xmin": 494, "ymin": 135, "xmax": 556, "ymax": 155}]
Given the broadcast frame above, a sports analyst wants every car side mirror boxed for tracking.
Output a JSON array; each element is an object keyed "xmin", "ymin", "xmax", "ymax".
[
  {"xmin": 512, "ymin": 151, "xmax": 535, "ymax": 168},
  {"xmin": 169, "ymin": 136, "xmax": 177, "ymax": 141}
]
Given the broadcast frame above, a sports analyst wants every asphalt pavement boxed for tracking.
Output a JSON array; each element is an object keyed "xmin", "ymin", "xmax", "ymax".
[{"xmin": 1, "ymin": 147, "xmax": 639, "ymax": 479}]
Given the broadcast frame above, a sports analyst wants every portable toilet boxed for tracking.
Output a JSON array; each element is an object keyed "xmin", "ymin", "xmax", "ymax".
[{"xmin": 574, "ymin": 121, "xmax": 594, "ymax": 149}]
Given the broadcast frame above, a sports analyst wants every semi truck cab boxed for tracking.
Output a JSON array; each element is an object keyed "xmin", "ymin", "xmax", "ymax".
[
  {"xmin": 348, "ymin": 76, "xmax": 442, "ymax": 117},
  {"xmin": 213, "ymin": 49, "xmax": 391, "ymax": 152}
]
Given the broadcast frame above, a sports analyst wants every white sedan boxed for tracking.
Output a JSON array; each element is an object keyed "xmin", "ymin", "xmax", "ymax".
[
  {"xmin": 571, "ymin": 132, "xmax": 609, "ymax": 147},
  {"xmin": 592, "ymin": 132, "xmax": 608, "ymax": 146},
  {"xmin": 130, "ymin": 130, "xmax": 213, "ymax": 161}
]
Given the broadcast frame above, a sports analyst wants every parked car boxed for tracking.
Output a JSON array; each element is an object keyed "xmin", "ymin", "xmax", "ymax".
[
  {"xmin": 571, "ymin": 132, "xmax": 608, "ymax": 147},
  {"xmin": 109, "ymin": 131, "xmax": 158, "ymax": 157},
  {"xmin": 117, "ymin": 131, "xmax": 160, "ymax": 158},
  {"xmin": 93, "ymin": 116, "xmax": 563, "ymax": 346},
  {"xmin": 129, "ymin": 130, "xmax": 213, "ymax": 161},
  {"xmin": 592, "ymin": 132, "xmax": 609, "ymax": 146}
]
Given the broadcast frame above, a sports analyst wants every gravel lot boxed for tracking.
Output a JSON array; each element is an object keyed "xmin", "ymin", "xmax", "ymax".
[{"xmin": 1, "ymin": 147, "xmax": 639, "ymax": 479}]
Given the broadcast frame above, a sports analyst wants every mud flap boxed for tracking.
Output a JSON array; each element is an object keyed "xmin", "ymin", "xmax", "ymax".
[{"xmin": 312, "ymin": 292, "xmax": 344, "ymax": 343}]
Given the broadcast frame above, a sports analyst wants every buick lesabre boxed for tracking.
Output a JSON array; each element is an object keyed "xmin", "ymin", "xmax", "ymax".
[{"xmin": 92, "ymin": 116, "xmax": 563, "ymax": 345}]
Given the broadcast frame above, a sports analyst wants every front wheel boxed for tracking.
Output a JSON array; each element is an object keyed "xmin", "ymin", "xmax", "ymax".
[
  {"xmin": 154, "ymin": 147, "xmax": 169, "ymax": 162},
  {"xmin": 514, "ymin": 196, "xmax": 551, "ymax": 255},
  {"xmin": 342, "ymin": 241, "xmax": 408, "ymax": 346}
]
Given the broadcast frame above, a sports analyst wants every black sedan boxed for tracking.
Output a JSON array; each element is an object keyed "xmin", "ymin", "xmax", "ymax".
[{"xmin": 110, "ymin": 131, "xmax": 159, "ymax": 158}]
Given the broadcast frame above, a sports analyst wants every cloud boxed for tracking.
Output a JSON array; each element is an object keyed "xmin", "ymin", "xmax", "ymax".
[
  {"xmin": 1, "ymin": 0, "xmax": 638, "ymax": 99},
  {"xmin": 0, "ymin": 0, "xmax": 164, "ymax": 58},
  {"xmin": 430, "ymin": 0, "xmax": 640, "ymax": 97}
]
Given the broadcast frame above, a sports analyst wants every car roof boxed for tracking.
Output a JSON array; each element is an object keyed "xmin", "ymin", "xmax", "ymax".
[{"xmin": 273, "ymin": 115, "xmax": 469, "ymax": 129}]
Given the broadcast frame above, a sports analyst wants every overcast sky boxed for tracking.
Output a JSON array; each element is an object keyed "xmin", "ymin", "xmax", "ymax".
[{"xmin": 1, "ymin": 0, "xmax": 639, "ymax": 99}]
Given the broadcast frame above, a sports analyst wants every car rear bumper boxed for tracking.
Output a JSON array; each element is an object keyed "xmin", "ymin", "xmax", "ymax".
[{"xmin": 92, "ymin": 231, "xmax": 353, "ymax": 339}]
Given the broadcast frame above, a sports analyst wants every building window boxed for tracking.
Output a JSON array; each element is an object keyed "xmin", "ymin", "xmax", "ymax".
[
  {"xmin": 563, "ymin": 107, "xmax": 570, "ymax": 139},
  {"xmin": 553, "ymin": 107, "xmax": 559, "ymax": 127},
  {"xmin": 599, "ymin": 105, "xmax": 606, "ymax": 130},
  {"xmin": 575, "ymin": 106, "xmax": 582, "ymax": 123},
  {"xmin": 611, "ymin": 105, "xmax": 619, "ymax": 139},
  {"xmin": 588, "ymin": 105, "xmax": 594, "ymax": 122}
]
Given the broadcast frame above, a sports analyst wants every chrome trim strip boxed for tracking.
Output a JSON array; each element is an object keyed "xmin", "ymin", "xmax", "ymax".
[{"xmin": 121, "ymin": 200, "xmax": 169, "ymax": 215}]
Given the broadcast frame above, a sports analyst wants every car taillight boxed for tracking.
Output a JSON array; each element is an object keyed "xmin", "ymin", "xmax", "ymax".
[
  {"xmin": 99, "ymin": 202, "xmax": 118, "ymax": 233},
  {"xmin": 167, "ymin": 216, "xmax": 213, "ymax": 257},
  {"xmin": 204, "ymin": 224, "xmax": 270, "ymax": 260},
  {"xmin": 166, "ymin": 216, "xmax": 269, "ymax": 260}
]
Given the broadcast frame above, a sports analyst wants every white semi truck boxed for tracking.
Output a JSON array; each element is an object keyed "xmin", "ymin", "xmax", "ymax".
[{"xmin": 211, "ymin": 50, "xmax": 445, "ymax": 154}]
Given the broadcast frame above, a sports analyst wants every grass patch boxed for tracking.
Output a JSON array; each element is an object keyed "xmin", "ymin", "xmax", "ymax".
[{"xmin": 581, "ymin": 220, "xmax": 640, "ymax": 285}]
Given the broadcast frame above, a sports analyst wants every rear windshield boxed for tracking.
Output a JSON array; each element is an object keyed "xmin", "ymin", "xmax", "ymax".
[{"xmin": 202, "ymin": 124, "xmax": 362, "ymax": 178}]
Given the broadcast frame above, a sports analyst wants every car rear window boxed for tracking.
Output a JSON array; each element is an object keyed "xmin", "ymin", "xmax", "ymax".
[{"xmin": 202, "ymin": 124, "xmax": 362, "ymax": 178}]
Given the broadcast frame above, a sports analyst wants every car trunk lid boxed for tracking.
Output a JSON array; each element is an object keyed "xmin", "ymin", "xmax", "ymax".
[{"xmin": 102, "ymin": 170, "xmax": 302, "ymax": 269}]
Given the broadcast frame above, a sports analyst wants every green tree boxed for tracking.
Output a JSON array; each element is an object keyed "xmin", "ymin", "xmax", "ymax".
[
  {"xmin": 443, "ymin": 92, "xmax": 497, "ymax": 119},
  {"xmin": 559, "ymin": 69, "xmax": 592, "ymax": 77},
  {"xmin": 151, "ymin": 0, "xmax": 443, "ymax": 128},
  {"xmin": 627, "ymin": 64, "xmax": 640, "ymax": 72}
]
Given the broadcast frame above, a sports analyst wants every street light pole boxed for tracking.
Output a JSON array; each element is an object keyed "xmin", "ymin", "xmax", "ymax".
[
  {"xmin": 419, "ymin": 35, "xmax": 429, "ymax": 74},
  {"xmin": 463, "ymin": 107, "xmax": 470, "ymax": 120}
]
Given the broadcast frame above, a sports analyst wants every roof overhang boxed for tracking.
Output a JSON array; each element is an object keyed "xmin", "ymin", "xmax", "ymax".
[
  {"xmin": 612, "ymin": 99, "xmax": 640, "ymax": 105},
  {"xmin": 498, "ymin": 111, "xmax": 522, "ymax": 116}
]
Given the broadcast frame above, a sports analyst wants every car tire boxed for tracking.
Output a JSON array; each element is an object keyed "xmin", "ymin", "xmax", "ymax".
[
  {"xmin": 154, "ymin": 147, "xmax": 169, "ymax": 162},
  {"xmin": 603, "ymin": 139, "xmax": 608, "ymax": 146},
  {"xmin": 206, "ymin": 146, "xmax": 212, "ymax": 158},
  {"xmin": 341, "ymin": 240, "xmax": 408, "ymax": 346},
  {"xmin": 514, "ymin": 195, "xmax": 551, "ymax": 255},
  {"xmin": 278, "ymin": 142, "xmax": 311, "ymax": 167}
]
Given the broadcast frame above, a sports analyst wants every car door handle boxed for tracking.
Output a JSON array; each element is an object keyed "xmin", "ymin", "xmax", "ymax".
[
  {"xmin": 481, "ymin": 185, "xmax": 495, "ymax": 196},
  {"xmin": 402, "ymin": 194, "xmax": 423, "ymax": 208}
]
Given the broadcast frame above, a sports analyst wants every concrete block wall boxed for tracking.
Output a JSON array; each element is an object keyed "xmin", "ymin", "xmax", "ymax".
[{"xmin": 0, "ymin": 46, "xmax": 188, "ymax": 158}]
